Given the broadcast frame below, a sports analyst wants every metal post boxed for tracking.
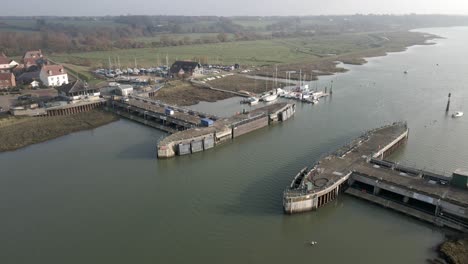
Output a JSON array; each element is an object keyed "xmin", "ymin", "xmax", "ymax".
[{"xmin": 446, "ymin": 93, "xmax": 451, "ymax": 112}]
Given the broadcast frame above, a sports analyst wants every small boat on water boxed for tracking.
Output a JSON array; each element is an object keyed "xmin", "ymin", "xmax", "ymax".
[
  {"xmin": 452, "ymin": 111, "xmax": 464, "ymax": 118},
  {"xmin": 241, "ymin": 97, "xmax": 259, "ymax": 105},
  {"xmin": 263, "ymin": 93, "xmax": 278, "ymax": 102},
  {"xmin": 248, "ymin": 97, "xmax": 259, "ymax": 105}
]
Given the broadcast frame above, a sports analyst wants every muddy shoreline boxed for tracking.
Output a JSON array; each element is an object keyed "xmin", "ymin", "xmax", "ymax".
[
  {"xmin": 433, "ymin": 236, "xmax": 468, "ymax": 264},
  {"xmin": 0, "ymin": 110, "xmax": 119, "ymax": 153}
]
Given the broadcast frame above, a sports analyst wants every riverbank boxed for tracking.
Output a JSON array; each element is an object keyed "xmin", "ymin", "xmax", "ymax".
[
  {"xmin": 437, "ymin": 236, "xmax": 468, "ymax": 264},
  {"xmin": 0, "ymin": 110, "xmax": 119, "ymax": 152},
  {"xmin": 253, "ymin": 31, "xmax": 439, "ymax": 80}
]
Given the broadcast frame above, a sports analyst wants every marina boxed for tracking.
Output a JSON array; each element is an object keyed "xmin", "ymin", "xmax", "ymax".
[{"xmin": 1, "ymin": 27, "xmax": 468, "ymax": 264}]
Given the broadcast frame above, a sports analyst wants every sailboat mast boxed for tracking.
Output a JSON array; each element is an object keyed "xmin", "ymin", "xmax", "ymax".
[{"xmin": 275, "ymin": 65, "xmax": 278, "ymax": 87}]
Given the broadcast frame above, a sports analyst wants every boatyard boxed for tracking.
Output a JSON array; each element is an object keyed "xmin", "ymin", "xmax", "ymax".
[{"xmin": 283, "ymin": 122, "xmax": 468, "ymax": 232}]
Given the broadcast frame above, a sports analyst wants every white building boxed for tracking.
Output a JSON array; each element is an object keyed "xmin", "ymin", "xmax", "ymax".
[
  {"xmin": 116, "ymin": 85, "xmax": 133, "ymax": 97},
  {"xmin": 40, "ymin": 65, "xmax": 69, "ymax": 87},
  {"xmin": 0, "ymin": 54, "xmax": 19, "ymax": 72}
]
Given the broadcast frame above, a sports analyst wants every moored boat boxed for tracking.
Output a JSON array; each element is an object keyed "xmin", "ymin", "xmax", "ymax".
[{"xmin": 263, "ymin": 93, "xmax": 278, "ymax": 102}]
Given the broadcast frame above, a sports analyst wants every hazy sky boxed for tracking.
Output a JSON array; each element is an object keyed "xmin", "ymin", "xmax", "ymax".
[{"xmin": 2, "ymin": 0, "xmax": 468, "ymax": 16}]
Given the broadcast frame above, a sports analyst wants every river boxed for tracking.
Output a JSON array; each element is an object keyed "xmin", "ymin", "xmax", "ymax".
[{"xmin": 1, "ymin": 27, "xmax": 467, "ymax": 263}]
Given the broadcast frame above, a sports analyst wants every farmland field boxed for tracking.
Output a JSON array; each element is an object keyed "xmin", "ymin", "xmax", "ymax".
[{"xmin": 51, "ymin": 30, "xmax": 433, "ymax": 71}]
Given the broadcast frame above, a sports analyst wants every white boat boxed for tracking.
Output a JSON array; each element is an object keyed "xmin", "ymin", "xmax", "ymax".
[
  {"xmin": 249, "ymin": 97, "xmax": 259, "ymax": 105},
  {"xmin": 452, "ymin": 111, "xmax": 464, "ymax": 118},
  {"xmin": 263, "ymin": 93, "xmax": 278, "ymax": 102}
]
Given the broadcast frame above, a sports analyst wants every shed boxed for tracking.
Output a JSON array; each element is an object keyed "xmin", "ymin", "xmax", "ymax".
[
  {"xmin": 116, "ymin": 85, "xmax": 133, "ymax": 96},
  {"xmin": 452, "ymin": 169, "xmax": 468, "ymax": 189}
]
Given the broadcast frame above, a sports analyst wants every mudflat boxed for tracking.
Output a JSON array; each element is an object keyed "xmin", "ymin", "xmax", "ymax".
[{"xmin": 0, "ymin": 110, "xmax": 119, "ymax": 152}]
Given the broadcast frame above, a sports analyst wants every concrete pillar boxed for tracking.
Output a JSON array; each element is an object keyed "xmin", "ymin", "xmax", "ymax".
[
  {"xmin": 373, "ymin": 186, "xmax": 381, "ymax": 195},
  {"xmin": 403, "ymin": 196, "xmax": 410, "ymax": 203}
]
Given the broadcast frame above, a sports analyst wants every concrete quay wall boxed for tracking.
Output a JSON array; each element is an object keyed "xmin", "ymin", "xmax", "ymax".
[
  {"xmin": 283, "ymin": 172, "xmax": 351, "ymax": 214},
  {"xmin": 157, "ymin": 103, "xmax": 295, "ymax": 159},
  {"xmin": 351, "ymin": 173, "xmax": 468, "ymax": 220},
  {"xmin": 345, "ymin": 187, "xmax": 468, "ymax": 232}
]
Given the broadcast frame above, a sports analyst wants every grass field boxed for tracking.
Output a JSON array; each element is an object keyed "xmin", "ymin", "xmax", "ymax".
[
  {"xmin": 51, "ymin": 30, "xmax": 432, "ymax": 71},
  {"xmin": 152, "ymin": 80, "xmax": 232, "ymax": 106},
  {"xmin": 134, "ymin": 33, "xmax": 235, "ymax": 43}
]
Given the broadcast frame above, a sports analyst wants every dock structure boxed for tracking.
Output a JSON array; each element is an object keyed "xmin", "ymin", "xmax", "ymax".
[
  {"xmin": 107, "ymin": 94, "xmax": 295, "ymax": 159},
  {"xmin": 157, "ymin": 102, "xmax": 296, "ymax": 158},
  {"xmin": 283, "ymin": 122, "xmax": 468, "ymax": 232},
  {"xmin": 108, "ymin": 95, "xmax": 219, "ymax": 133},
  {"xmin": 10, "ymin": 99, "xmax": 107, "ymax": 117}
]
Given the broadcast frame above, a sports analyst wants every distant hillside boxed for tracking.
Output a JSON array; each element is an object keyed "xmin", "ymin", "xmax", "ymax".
[{"xmin": 1, "ymin": 15, "xmax": 468, "ymax": 55}]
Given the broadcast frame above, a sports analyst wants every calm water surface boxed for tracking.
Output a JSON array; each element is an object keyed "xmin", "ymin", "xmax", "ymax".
[{"xmin": 1, "ymin": 27, "xmax": 468, "ymax": 263}]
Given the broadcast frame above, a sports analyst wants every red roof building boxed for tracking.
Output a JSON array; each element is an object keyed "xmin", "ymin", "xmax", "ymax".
[{"xmin": 0, "ymin": 72, "xmax": 16, "ymax": 89}]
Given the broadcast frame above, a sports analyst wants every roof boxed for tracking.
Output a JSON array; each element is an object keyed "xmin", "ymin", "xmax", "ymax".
[
  {"xmin": 57, "ymin": 79, "xmax": 95, "ymax": 95},
  {"xmin": 0, "ymin": 54, "xmax": 11, "ymax": 65},
  {"xmin": 17, "ymin": 71, "xmax": 40, "ymax": 83},
  {"xmin": 23, "ymin": 50, "xmax": 43, "ymax": 59},
  {"xmin": 0, "ymin": 72, "xmax": 13, "ymax": 81},
  {"xmin": 23, "ymin": 58, "xmax": 38, "ymax": 66},
  {"xmin": 454, "ymin": 169, "xmax": 468, "ymax": 177},
  {"xmin": 118, "ymin": 84, "xmax": 133, "ymax": 90},
  {"xmin": 170, "ymin": 61, "xmax": 201, "ymax": 74},
  {"xmin": 41, "ymin": 65, "xmax": 67, "ymax": 77}
]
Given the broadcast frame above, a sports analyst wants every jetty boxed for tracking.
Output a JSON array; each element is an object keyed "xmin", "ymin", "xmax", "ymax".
[
  {"xmin": 283, "ymin": 122, "xmax": 468, "ymax": 232},
  {"xmin": 157, "ymin": 102, "xmax": 295, "ymax": 158},
  {"xmin": 107, "ymin": 94, "xmax": 296, "ymax": 159}
]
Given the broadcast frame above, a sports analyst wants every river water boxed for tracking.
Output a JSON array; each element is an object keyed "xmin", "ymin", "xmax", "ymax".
[{"xmin": 1, "ymin": 27, "xmax": 467, "ymax": 263}]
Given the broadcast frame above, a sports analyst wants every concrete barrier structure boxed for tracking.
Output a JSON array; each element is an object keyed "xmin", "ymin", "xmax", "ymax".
[
  {"xmin": 283, "ymin": 122, "xmax": 468, "ymax": 232},
  {"xmin": 157, "ymin": 102, "xmax": 296, "ymax": 159}
]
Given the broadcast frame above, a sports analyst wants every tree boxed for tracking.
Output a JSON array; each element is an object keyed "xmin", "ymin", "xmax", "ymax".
[{"xmin": 217, "ymin": 33, "xmax": 228, "ymax": 42}]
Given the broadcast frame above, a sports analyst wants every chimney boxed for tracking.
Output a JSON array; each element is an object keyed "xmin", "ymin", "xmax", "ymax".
[
  {"xmin": 48, "ymin": 70, "xmax": 52, "ymax": 75},
  {"xmin": 59, "ymin": 68, "xmax": 64, "ymax": 73}
]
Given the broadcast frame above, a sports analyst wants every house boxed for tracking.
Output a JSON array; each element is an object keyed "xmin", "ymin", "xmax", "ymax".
[
  {"xmin": 23, "ymin": 50, "xmax": 46, "ymax": 70},
  {"xmin": 0, "ymin": 72, "xmax": 16, "ymax": 89},
  {"xmin": 0, "ymin": 53, "xmax": 19, "ymax": 73},
  {"xmin": 170, "ymin": 61, "xmax": 203, "ymax": 77},
  {"xmin": 40, "ymin": 65, "xmax": 68, "ymax": 87},
  {"xmin": 57, "ymin": 79, "xmax": 100, "ymax": 101}
]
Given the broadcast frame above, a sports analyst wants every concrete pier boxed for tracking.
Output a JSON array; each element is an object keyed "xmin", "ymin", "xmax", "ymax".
[
  {"xmin": 157, "ymin": 103, "xmax": 296, "ymax": 159},
  {"xmin": 283, "ymin": 122, "xmax": 468, "ymax": 232},
  {"xmin": 106, "ymin": 95, "xmax": 296, "ymax": 159}
]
